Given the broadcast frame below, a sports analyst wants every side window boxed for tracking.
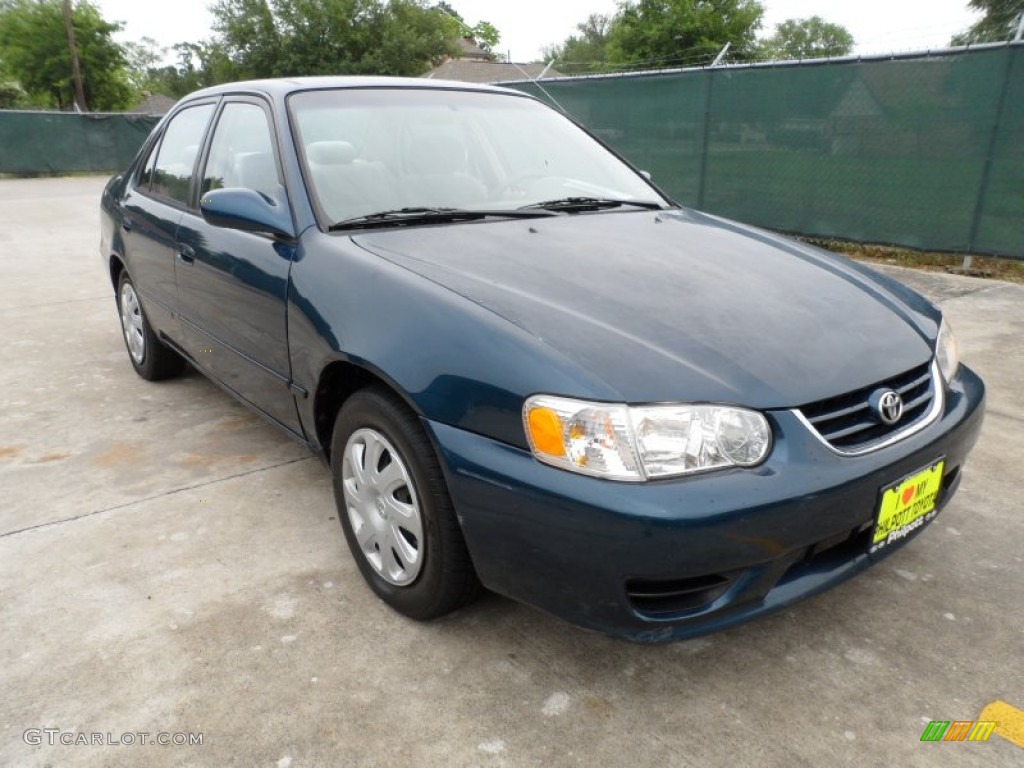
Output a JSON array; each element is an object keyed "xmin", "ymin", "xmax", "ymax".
[
  {"xmin": 202, "ymin": 102, "xmax": 281, "ymax": 200},
  {"xmin": 150, "ymin": 104, "xmax": 215, "ymax": 205}
]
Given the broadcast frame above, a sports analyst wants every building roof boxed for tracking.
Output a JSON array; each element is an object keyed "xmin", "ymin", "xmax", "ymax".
[
  {"xmin": 424, "ymin": 60, "xmax": 561, "ymax": 84},
  {"xmin": 131, "ymin": 92, "xmax": 177, "ymax": 115},
  {"xmin": 456, "ymin": 37, "xmax": 492, "ymax": 60}
]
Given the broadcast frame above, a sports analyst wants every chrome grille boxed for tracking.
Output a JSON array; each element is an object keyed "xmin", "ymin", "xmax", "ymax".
[{"xmin": 797, "ymin": 362, "xmax": 937, "ymax": 453}]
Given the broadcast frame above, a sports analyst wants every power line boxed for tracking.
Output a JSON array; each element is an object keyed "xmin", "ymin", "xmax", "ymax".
[{"xmin": 554, "ymin": 44, "xmax": 719, "ymax": 74}]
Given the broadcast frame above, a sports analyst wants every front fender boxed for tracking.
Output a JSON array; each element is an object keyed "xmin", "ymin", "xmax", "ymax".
[{"xmin": 287, "ymin": 230, "xmax": 621, "ymax": 451}]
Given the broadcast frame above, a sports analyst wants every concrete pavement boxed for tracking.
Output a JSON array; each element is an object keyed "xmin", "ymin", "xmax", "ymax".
[{"xmin": 1, "ymin": 176, "xmax": 1021, "ymax": 767}]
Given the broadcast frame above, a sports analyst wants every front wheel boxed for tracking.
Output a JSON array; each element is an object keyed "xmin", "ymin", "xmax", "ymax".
[
  {"xmin": 116, "ymin": 271, "xmax": 185, "ymax": 381},
  {"xmin": 331, "ymin": 388, "xmax": 480, "ymax": 620}
]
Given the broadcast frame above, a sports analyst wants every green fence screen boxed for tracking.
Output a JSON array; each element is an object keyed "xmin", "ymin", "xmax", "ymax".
[
  {"xmin": 0, "ymin": 111, "xmax": 159, "ymax": 175},
  {"xmin": 509, "ymin": 44, "xmax": 1024, "ymax": 259},
  {"xmin": 2, "ymin": 48, "xmax": 1020, "ymax": 257}
]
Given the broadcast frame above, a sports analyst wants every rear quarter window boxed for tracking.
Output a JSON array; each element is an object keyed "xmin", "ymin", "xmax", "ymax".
[{"xmin": 136, "ymin": 139, "xmax": 159, "ymax": 190}]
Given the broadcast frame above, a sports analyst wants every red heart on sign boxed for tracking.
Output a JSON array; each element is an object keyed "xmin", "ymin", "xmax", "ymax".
[{"xmin": 902, "ymin": 486, "xmax": 916, "ymax": 505}]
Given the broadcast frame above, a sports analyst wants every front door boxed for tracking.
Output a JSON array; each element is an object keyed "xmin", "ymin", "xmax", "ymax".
[{"xmin": 175, "ymin": 98, "xmax": 302, "ymax": 434}]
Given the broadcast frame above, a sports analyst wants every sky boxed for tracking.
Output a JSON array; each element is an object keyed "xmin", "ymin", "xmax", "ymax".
[{"xmin": 97, "ymin": 0, "xmax": 983, "ymax": 64}]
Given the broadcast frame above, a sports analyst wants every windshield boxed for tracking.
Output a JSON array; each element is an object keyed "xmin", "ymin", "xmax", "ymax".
[{"xmin": 288, "ymin": 87, "xmax": 668, "ymax": 225}]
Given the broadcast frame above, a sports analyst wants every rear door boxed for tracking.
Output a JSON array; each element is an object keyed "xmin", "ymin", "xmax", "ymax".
[
  {"xmin": 120, "ymin": 102, "xmax": 216, "ymax": 337},
  {"xmin": 175, "ymin": 97, "xmax": 302, "ymax": 434}
]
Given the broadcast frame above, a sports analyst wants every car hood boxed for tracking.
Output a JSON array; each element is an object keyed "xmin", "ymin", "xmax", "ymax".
[{"xmin": 351, "ymin": 209, "xmax": 937, "ymax": 408}]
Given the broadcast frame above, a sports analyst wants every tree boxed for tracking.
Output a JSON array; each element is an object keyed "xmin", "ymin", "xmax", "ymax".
[
  {"xmin": 123, "ymin": 39, "xmax": 234, "ymax": 100},
  {"xmin": 164, "ymin": 42, "xmax": 234, "ymax": 94},
  {"xmin": 545, "ymin": 0, "xmax": 765, "ymax": 73},
  {"xmin": 208, "ymin": 0, "xmax": 460, "ymax": 79},
  {"xmin": 606, "ymin": 0, "xmax": 766, "ymax": 68},
  {"xmin": 952, "ymin": 0, "xmax": 1024, "ymax": 44},
  {"xmin": 122, "ymin": 36, "xmax": 164, "ymax": 93},
  {"xmin": 0, "ymin": 77, "xmax": 24, "ymax": 107},
  {"xmin": 759, "ymin": 16, "xmax": 854, "ymax": 60},
  {"xmin": 0, "ymin": 53, "xmax": 24, "ymax": 106},
  {"xmin": 542, "ymin": 14, "xmax": 612, "ymax": 73},
  {"xmin": 433, "ymin": 3, "xmax": 500, "ymax": 54},
  {"xmin": 0, "ymin": 0, "xmax": 131, "ymax": 110},
  {"xmin": 471, "ymin": 21, "xmax": 500, "ymax": 53},
  {"xmin": 434, "ymin": 0, "xmax": 460, "ymax": 20}
]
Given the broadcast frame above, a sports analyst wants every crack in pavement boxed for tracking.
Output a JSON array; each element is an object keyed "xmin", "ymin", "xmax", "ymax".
[
  {"xmin": 986, "ymin": 408, "xmax": 1024, "ymax": 425},
  {"xmin": 869, "ymin": 265, "xmax": 1019, "ymax": 302},
  {"xmin": 0, "ymin": 455, "xmax": 316, "ymax": 540},
  {"xmin": 0, "ymin": 295, "xmax": 110, "ymax": 313},
  {"xmin": 945, "ymin": 281, "xmax": 1024, "ymax": 299}
]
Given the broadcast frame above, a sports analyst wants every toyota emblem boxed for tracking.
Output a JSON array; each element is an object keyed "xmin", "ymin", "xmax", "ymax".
[{"xmin": 871, "ymin": 389, "xmax": 904, "ymax": 426}]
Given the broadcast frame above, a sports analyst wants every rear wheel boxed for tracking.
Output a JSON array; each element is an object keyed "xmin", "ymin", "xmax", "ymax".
[
  {"xmin": 117, "ymin": 271, "xmax": 185, "ymax": 381},
  {"xmin": 331, "ymin": 388, "xmax": 480, "ymax": 619}
]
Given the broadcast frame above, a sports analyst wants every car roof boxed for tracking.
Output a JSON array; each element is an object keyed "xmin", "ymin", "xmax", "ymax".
[{"xmin": 184, "ymin": 75, "xmax": 525, "ymax": 102}]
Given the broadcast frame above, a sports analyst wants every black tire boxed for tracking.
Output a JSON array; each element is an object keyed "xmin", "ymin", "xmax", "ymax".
[
  {"xmin": 331, "ymin": 387, "xmax": 481, "ymax": 620},
  {"xmin": 116, "ymin": 270, "xmax": 185, "ymax": 381}
]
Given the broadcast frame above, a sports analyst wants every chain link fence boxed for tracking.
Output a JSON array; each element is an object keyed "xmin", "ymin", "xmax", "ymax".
[
  {"xmin": 507, "ymin": 43, "xmax": 1024, "ymax": 259},
  {"xmin": 0, "ymin": 111, "xmax": 159, "ymax": 175}
]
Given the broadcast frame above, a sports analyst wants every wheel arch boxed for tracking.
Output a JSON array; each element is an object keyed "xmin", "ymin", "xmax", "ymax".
[
  {"xmin": 313, "ymin": 358, "xmax": 422, "ymax": 463},
  {"xmin": 108, "ymin": 253, "xmax": 126, "ymax": 289}
]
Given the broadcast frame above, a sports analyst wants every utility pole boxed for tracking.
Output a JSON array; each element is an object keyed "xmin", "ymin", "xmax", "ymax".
[{"xmin": 62, "ymin": 0, "xmax": 87, "ymax": 111}]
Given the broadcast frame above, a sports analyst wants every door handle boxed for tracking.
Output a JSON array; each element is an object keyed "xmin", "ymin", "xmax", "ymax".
[
  {"xmin": 121, "ymin": 218, "xmax": 133, "ymax": 232},
  {"xmin": 177, "ymin": 245, "xmax": 195, "ymax": 265}
]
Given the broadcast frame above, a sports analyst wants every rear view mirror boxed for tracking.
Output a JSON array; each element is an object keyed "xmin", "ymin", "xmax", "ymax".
[{"xmin": 200, "ymin": 187, "xmax": 294, "ymax": 239}]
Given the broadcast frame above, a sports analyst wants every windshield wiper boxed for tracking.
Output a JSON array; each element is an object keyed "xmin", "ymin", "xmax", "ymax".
[
  {"xmin": 519, "ymin": 197, "xmax": 666, "ymax": 213},
  {"xmin": 328, "ymin": 206, "xmax": 555, "ymax": 231}
]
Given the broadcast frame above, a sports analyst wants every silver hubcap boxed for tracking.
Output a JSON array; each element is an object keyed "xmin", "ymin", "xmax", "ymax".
[
  {"xmin": 341, "ymin": 428, "xmax": 424, "ymax": 586},
  {"xmin": 119, "ymin": 282, "xmax": 145, "ymax": 364}
]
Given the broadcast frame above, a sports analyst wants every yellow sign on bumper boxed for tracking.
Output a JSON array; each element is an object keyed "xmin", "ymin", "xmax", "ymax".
[{"xmin": 871, "ymin": 460, "xmax": 944, "ymax": 553}]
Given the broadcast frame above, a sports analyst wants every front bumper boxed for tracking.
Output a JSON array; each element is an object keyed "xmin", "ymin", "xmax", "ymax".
[{"xmin": 427, "ymin": 366, "xmax": 985, "ymax": 643}]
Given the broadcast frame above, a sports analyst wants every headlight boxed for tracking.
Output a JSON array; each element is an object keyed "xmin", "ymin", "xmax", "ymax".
[
  {"xmin": 936, "ymin": 317, "xmax": 959, "ymax": 385},
  {"xmin": 523, "ymin": 395, "xmax": 772, "ymax": 481}
]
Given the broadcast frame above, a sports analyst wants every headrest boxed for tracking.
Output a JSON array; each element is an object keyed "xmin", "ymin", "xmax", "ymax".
[
  {"xmin": 235, "ymin": 152, "xmax": 278, "ymax": 193},
  {"xmin": 307, "ymin": 141, "xmax": 357, "ymax": 165}
]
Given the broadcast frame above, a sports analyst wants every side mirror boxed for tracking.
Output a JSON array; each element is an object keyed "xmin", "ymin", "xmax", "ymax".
[
  {"xmin": 200, "ymin": 187, "xmax": 295, "ymax": 239},
  {"xmin": 639, "ymin": 170, "xmax": 653, "ymax": 181}
]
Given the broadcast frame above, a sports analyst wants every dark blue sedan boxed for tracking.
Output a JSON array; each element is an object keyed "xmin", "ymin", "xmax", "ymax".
[{"xmin": 100, "ymin": 77, "xmax": 985, "ymax": 642}]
